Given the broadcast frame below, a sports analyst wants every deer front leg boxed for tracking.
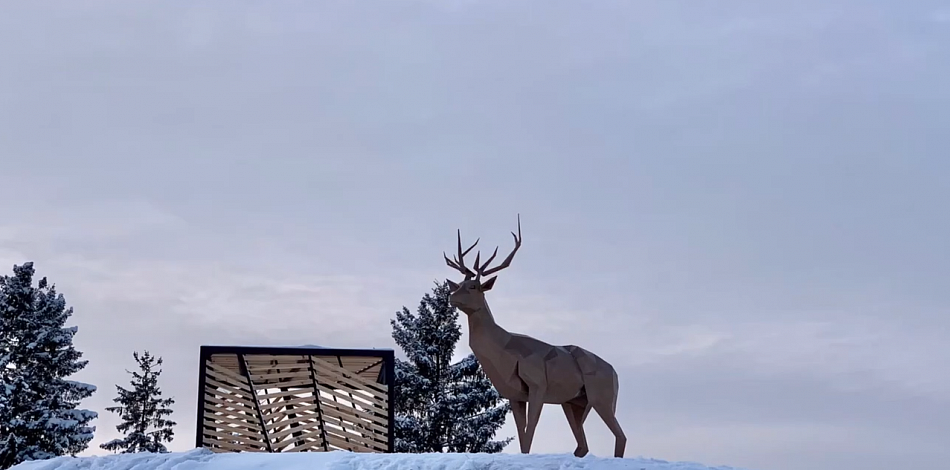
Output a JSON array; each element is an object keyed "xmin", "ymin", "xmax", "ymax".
[
  {"xmin": 510, "ymin": 400, "xmax": 528, "ymax": 451},
  {"xmin": 521, "ymin": 387, "xmax": 546, "ymax": 454}
]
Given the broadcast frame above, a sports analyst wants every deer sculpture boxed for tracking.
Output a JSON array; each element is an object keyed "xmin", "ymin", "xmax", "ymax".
[{"xmin": 443, "ymin": 215, "xmax": 627, "ymax": 458}]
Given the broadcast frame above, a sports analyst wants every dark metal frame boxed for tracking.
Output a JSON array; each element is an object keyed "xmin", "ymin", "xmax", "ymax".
[{"xmin": 195, "ymin": 345, "xmax": 396, "ymax": 453}]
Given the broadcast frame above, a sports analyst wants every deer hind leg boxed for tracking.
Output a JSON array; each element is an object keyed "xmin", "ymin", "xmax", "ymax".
[
  {"xmin": 592, "ymin": 403, "xmax": 626, "ymax": 458},
  {"xmin": 571, "ymin": 348, "xmax": 626, "ymax": 458},
  {"xmin": 588, "ymin": 384, "xmax": 626, "ymax": 458},
  {"xmin": 562, "ymin": 397, "xmax": 591, "ymax": 457}
]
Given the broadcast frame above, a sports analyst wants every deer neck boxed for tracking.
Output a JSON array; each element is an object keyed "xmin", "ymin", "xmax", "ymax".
[{"xmin": 464, "ymin": 301, "xmax": 511, "ymax": 352}]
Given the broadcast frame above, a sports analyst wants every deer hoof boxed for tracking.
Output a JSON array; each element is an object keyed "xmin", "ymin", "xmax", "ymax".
[{"xmin": 574, "ymin": 447, "xmax": 589, "ymax": 458}]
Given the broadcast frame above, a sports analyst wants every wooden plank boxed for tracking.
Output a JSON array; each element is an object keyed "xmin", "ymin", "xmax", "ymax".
[
  {"xmin": 321, "ymin": 381, "xmax": 386, "ymax": 410},
  {"xmin": 254, "ymin": 390, "xmax": 384, "ymax": 429},
  {"xmin": 205, "ymin": 361, "xmax": 250, "ymax": 385},
  {"xmin": 266, "ymin": 411, "xmax": 320, "ymax": 433},
  {"xmin": 253, "ymin": 379, "xmax": 309, "ymax": 388},
  {"xmin": 309, "ymin": 363, "xmax": 388, "ymax": 407},
  {"xmin": 203, "ymin": 412, "xmax": 260, "ymax": 431},
  {"xmin": 315, "ymin": 384, "xmax": 375, "ymax": 411},
  {"xmin": 319, "ymin": 405, "xmax": 388, "ymax": 436},
  {"xmin": 204, "ymin": 390, "xmax": 257, "ymax": 414},
  {"xmin": 245, "ymin": 356, "xmax": 310, "ymax": 367},
  {"xmin": 311, "ymin": 357, "xmax": 388, "ymax": 394},
  {"xmin": 203, "ymin": 422, "xmax": 261, "ymax": 439},
  {"xmin": 314, "ymin": 384, "xmax": 386, "ymax": 420},
  {"xmin": 205, "ymin": 378, "xmax": 254, "ymax": 401},
  {"xmin": 269, "ymin": 419, "xmax": 322, "ymax": 441},
  {"xmin": 204, "ymin": 389, "xmax": 256, "ymax": 413},
  {"xmin": 245, "ymin": 362, "xmax": 308, "ymax": 369},
  {"xmin": 201, "ymin": 427, "xmax": 265, "ymax": 445},
  {"xmin": 270, "ymin": 434, "xmax": 323, "ymax": 453},
  {"xmin": 261, "ymin": 401, "xmax": 320, "ymax": 421},
  {"xmin": 204, "ymin": 395, "xmax": 254, "ymax": 417},
  {"xmin": 259, "ymin": 379, "xmax": 316, "ymax": 450},
  {"xmin": 205, "ymin": 369, "xmax": 250, "ymax": 391},
  {"xmin": 207, "ymin": 408, "xmax": 256, "ymax": 426},
  {"xmin": 269, "ymin": 423, "xmax": 315, "ymax": 442},
  {"xmin": 323, "ymin": 396, "xmax": 389, "ymax": 429},
  {"xmin": 320, "ymin": 414, "xmax": 387, "ymax": 449},
  {"xmin": 318, "ymin": 355, "xmax": 388, "ymax": 451},
  {"xmin": 263, "ymin": 409, "xmax": 320, "ymax": 434},
  {"xmin": 271, "ymin": 439, "xmax": 297, "ymax": 453},
  {"xmin": 240, "ymin": 353, "xmax": 274, "ymax": 452},
  {"xmin": 209, "ymin": 354, "xmax": 241, "ymax": 366},
  {"xmin": 316, "ymin": 386, "xmax": 384, "ymax": 417},
  {"xmin": 271, "ymin": 429, "xmax": 320, "ymax": 447},
  {"xmin": 305, "ymin": 355, "xmax": 332, "ymax": 452},
  {"xmin": 201, "ymin": 427, "xmax": 264, "ymax": 443},
  {"xmin": 205, "ymin": 441, "xmax": 252, "ymax": 453},
  {"xmin": 259, "ymin": 396, "xmax": 317, "ymax": 413},
  {"xmin": 204, "ymin": 423, "xmax": 265, "ymax": 440},
  {"xmin": 318, "ymin": 387, "xmax": 366, "ymax": 444},
  {"xmin": 265, "ymin": 407, "xmax": 320, "ymax": 433},
  {"xmin": 246, "ymin": 357, "xmax": 387, "ymax": 387},
  {"xmin": 321, "ymin": 419, "xmax": 386, "ymax": 443},
  {"xmin": 347, "ymin": 357, "xmax": 382, "ymax": 364},
  {"xmin": 311, "ymin": 390, "xmax": 354, "ymax": 447},
  {"xmin": 246, "ymin": 370, "xmax": 306, "ymax": 377},
  {"xmin": 354, "ymin": 360, "xmax": 384, "ymax": 375},
  {"xmin": 204, "ymin": 437, "xmax": 262, "ymax": 453},
  {"xmin": 320, "ymin": 401, "xmax": 388, "ymax": 432},
  {"xmin": 323, "ymin": 428, "xmax": 382, "ymax": 452},
  {"xmin": 322, "ymin": 417, "xmax": 387, "ymax": 449},
  {"xmin": 247, "ymin": 368, "xmax": 308, "ymax": 374},
  {"xmin": 324, "ymin": 431, "xmax": 376, "ymax": 453},
  {"xmin": 283, "ymin": 438, "xmax": 327, "ymax": 453},
  {"xmin": 245, "ymin": 354, "xmax": 309, "ymax": 361},
  {"xmin": 205, "ymin": 377, "xmax": 252, "ymax": 397},
  {"xmin": 340, "ymin": 359, "xmax": 382, "ymax": 372},
  {"xmin": 357, "ymin": 371, "xmax": 381, "ymax": 382},
  {"xmin": 255, "ymin": 378, "xmax": 314, "ymax": 391},
  {"xmin": 203, "ymin": 412, "xmax": 262, "ymax": 433},
  {"xmin": 257, "ymin": 388, "xmax": 314, "ymax": 402},
  {"xmin": 250, "ymin": 370, "xmax": 311, "ymax": 382}
]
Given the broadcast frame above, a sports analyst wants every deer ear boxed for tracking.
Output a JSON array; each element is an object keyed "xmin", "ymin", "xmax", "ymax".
[
  {"xmin": 480, "ymin": 276, "xmax": 497, "ymax": 291},
  {"xmin": 446, "ymin": 279, "xmax": 460, "ymax": 290}
]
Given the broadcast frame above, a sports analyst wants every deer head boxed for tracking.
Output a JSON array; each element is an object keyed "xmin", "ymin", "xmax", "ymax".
[{"xmin": 444, "ymin": 215, "xmax": 522, "ymax": 314}]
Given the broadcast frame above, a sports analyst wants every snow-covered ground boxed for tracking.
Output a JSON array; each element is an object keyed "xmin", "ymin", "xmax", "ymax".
[{"xmin": 11, "ymin": 448, "xmax": 753, "ymax": 470}]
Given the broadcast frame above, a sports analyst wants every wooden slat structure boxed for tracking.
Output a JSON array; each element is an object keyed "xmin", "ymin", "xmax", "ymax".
[{"xmin": 195, "ymin": 345, "xmax": 395, "ymax": 454}]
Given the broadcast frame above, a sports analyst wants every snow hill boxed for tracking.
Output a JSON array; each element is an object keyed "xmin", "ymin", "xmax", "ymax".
[{"xmin": 10, "ymin": 448, "xmax": 754, "ymax": 470}]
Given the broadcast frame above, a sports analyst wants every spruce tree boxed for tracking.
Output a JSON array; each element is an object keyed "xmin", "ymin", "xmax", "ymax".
[
  {"xmin": 0, "ymin": 262, "xmax": 97, "ymax": 469},
  {"xmin": 100, "ymin": 351, "xmax": 176, "ymax": 453},
  {"xmin": 390, "ymin": 280, "xmax": 512, "ymax": 453}
]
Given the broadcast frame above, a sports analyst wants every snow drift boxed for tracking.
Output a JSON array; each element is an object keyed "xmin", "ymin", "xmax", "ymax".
[{"xmin": 10, "ymin": 448, "xmax": 753, "ymax": 470}]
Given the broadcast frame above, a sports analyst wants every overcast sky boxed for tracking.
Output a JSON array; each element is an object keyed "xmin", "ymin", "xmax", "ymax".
[{"xmin": 1, "ymin": 1, "xmax": 948, "ymax": 470}]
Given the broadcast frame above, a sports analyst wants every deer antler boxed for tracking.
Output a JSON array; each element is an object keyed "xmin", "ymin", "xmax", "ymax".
[
  {"xmin": 476, "ymin": 214, "xmax": 522, "ymax": 281},
  {"xmin": 444, "ymin": 229, "xmax": 478, "ymax": 278}
]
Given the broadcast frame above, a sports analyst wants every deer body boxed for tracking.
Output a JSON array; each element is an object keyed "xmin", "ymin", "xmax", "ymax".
[
  {"xmin": 465, "ymin": 306, "xmax": 588, "ymax": 404},
  {"xmin": 443, "ymin": 216, "xmax": 627, "ymax": 458}
]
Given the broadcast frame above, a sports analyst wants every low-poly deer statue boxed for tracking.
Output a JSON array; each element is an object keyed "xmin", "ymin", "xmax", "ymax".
[{"xmin": 443, "ymin": 215, "xmax": 627, "ymax": 458}]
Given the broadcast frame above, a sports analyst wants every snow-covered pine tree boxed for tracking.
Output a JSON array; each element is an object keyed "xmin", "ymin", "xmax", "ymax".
[
  {"xmin": 390, "ymin": 280, "xmax": 512, "ymax": 453},
  {"xmin": 0, "ymin": 262, "xmax": 97, "ymax": 469},
  {"xmin": 100, "ymin": 351, "xmax": 176, "ymax": 453}
]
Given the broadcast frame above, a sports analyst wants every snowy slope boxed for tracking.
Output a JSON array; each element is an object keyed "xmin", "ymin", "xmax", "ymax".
[{"xmin": 10, "ymin": 448, "xmax": 754, "ymax": 470}]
